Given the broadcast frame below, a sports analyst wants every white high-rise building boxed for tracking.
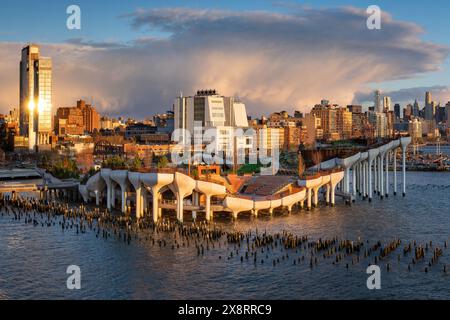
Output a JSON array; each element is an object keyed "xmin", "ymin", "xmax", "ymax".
[
  {"xmin": 408, "ymin": 118, "xmax": 422, "ymax": 139},
  {"xmin": 374, "ymin": 90, "xmax": 382, "ymax": 113},
  {"xmin": 368, "ymin": 111, "xmax": 387, "ymax": 138},
  {"xmin": 19, "ymin": 44, "xmax": 53, "ymax": 151},
  {"xmin": 174, "ymin": 90, "xmax": 252, "ymax": 160}
]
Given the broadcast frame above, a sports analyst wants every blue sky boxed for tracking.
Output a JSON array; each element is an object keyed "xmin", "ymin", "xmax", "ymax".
[
  {"xmin": 2, "ymin": 1, "xmax": 449, "ymax": 44},
  {"xmin": 1, "ymin": 0, "xmax": 450, "ymax": 116}
]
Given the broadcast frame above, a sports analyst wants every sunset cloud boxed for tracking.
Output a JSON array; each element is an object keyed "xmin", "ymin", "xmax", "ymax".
[{"xmin": 0, "ymin": 6, "xmax": 448, "ymax": 117}]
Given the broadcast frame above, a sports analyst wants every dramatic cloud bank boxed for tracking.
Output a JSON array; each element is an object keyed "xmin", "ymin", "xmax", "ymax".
[{"xmin": 0, "ymin": 6, "xmax": 449, "ymax": 117}]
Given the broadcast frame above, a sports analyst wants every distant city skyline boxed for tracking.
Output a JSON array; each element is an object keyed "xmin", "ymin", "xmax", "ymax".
[{"xmin": 1, "ymin": 1, "xmax": 450, "ymax": 118}]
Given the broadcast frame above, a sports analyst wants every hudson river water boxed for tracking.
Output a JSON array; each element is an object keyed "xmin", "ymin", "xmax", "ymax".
[
  {"xmin": 0, "ymin": 172, "xmax": 449, "ymax": 300},
  {"xmin": 420, "ymin": 145, "xmax": 450, "ymax": 156}
]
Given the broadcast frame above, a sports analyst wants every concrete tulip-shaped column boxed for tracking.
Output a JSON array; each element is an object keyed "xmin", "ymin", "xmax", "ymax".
[
  {"xmin": 195, "ymin": 180, "xmax": 226, "ymax": 222},
  {"xmin": 158, "ymin": 193, "xmax": 163, "ymax": 218},
  {"xmin": 365, "ymin": 161, "xmax": 370, "ymax": 199},
  {"xmin": 390, "ymin": 139, "xmax": 400, "ymax": 196},
  {"xmin": 393, "ymin": 148, "xmax": 398, "ymax": 195},
  {"xmin": 191, "ymin": 191, "xmax": 199, "ymax": 221},
  {"xmin": 361, "ymin": 162, "xmax": 365, "ymax": 196},
  {"xmin": 94, "ymin": 190, "xmax": 100, "ymax": 206},
  {"xmin": 400, "ymin": 137, "xmax": 412, "ymax": 197},
  {"xmin": 312, "ymin": 187, "xmax": 320, "ymax": 207},
  {"xmin": 223, "ymin": 196, "xmax": 254, "ymax": 220},
  {"xmin": 128, "ymin": 172, "xmax": 143, "ymax": 219},
  {"xmin": 380, "ymin": 156, "xmax": 384, "ymax": 197},
  {"xmin": 352, "ymin": 164, "xmax": 357, "ymax": 197},
  {"xmin": 254, "ymin": 198, "xmax": 271, "ymax": 216},
  {"xmin": 329, "ymin": 171, "xmax": 344, "ymax": 206},
  {"xmin": 330, "ymin": 184, "xmax": 336, "ymax": 206},
  {"xmin": 378, "ymin": 144, "xmax": 389, "ymax": 199},
  {"xmin": 374, "ymin": 156, "xmax": 378, "ymax": 194},
  {"xmin": 360, "ymin": 162, "xmax": 365, "ymax": 198},
  {"xmin": 270, "ymin": 198, "xmax": 282, "ymax": 215},
  {"xmin": 172, "ymin": 172, "xmax": 196, "ymax": 223},
  {"xmin": 377, "ymin": 156, "xmax": 382, "ymax": 194},
  {"xmin": 314, "ymin": 174, "xmax": 330, "ymax": 207},
  {"xmin": 142, "ymin": 187, "xmax": 148, "ymax": 216},
  {"xmin": 110, "ymin": 170, "xmax": 129, "ymax": 214},
  {"xmin": 385, "ymin": 141, "xmax": 395, "ymax": 197},
  {"xmin": 86, "ymin": 172, "xmax": 106, "ymax": 205},
  {"xmin": 306, "ymin": 188, "xmax": 312, "ymax": 210},
  {"xmin": 359, "ymin": 152, "xmax": 368, "ymax": 198},
  {"xmin": 281, "ymin": 188, "xmax": 306, "ymax": 213},
  {"xmin": 325, "ymin": 184, "xmax": 331, "ymax": 205},
  {"xmin": 385, "ymin": 150, "xmax": 391, "ymax": 197},
  {"xmin": 359, "ymin": 163, "xmax": 363, "ymax": 195},
  {"xmin": 298, "ymin": 175, "xmax": 322, "ymax": 211},
  {"xmin": 337, "ymin": 153, "xmax": 361, "ymax": 194},
  {"xmin": 204, "ymin": 193, "xmax": 211, "ymax": 220},
  {"xmin": 359, "ymin": 164, "xmax": 363, "ymax": 195},
  {"xmin": 367, "ymin": 148, "xmax": 379, "ymax": 202},
  {"xmin": 141, "ymin": 173, "xmax": 174, "ymax": 223},
  {"xmin": 78, "ymin": 185, "xmax": 89, "ymax": 203},
  {"xmin": 100, "ymin": 169, "xmax": 113, "ymax": 211},
  {"xmin": 385, "ymin": 152, "xmax": 389, "ymax": 197}
]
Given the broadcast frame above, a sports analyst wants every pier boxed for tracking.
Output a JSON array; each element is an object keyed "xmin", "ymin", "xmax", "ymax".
[
  {"xmin": 0, "ymin": 168, "xmax": 80, "ymax": 201},
  {"xmin": 79, "ymin": 137, "xmax": 411, "ymax": 223},
  {"xmin": 311, "ymin": 137, "xmax": 412, "ymax": 200}
]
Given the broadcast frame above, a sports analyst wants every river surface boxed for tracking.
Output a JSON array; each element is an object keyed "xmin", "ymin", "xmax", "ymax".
[
  {"xmin": 0, "ymin": 172, "xmax": 449, "ymax": 300},
  {"xmin": 419, "ymin": 145, "xmax": 450, "ymax": 156}
]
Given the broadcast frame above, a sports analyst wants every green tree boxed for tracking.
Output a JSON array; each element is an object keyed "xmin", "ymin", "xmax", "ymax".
[
  {"xmin": 128, "ymin": 157, "xmax": 143, "ymax": 171},
  {"xmin": 50, "ymin": 157, "xmax": 80, "ymax": 179},
  {"xmin": 102, "ymin": 155, "xmax": 126, "ymax": 169},
  {"xmin": 237, "ymin": 163, "xmax": 261, "ymax": 175},
  {"xmin": 157, "ymin": 156, "xmax": 169, "ymax": 168}
]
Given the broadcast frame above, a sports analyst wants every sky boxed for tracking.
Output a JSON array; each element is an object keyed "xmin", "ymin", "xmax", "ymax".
[{"xmin": 1, "ymin": 0, "xmax": 450, "ymax": 118}]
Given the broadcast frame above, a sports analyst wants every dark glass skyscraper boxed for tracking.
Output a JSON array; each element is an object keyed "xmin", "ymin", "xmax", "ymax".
[
  {"xmin": 19, "ymin": 44, "xmax": 52, "ymax": 150},
  {"xmin": 394, "ymin": 103, "xmax": 401, "ymax": 119}
]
